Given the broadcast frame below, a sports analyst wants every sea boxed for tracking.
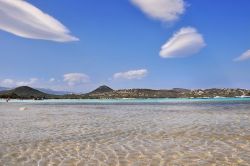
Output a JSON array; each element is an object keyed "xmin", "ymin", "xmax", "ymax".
[{"xmin": 0, "ymin": 98, "xmax": 249, "ymax": 165}]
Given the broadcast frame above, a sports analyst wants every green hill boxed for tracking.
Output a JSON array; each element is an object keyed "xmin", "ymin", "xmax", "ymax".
[
  {"xmin": 0, "ymin": 86, "xmax": 53, "ymax": 99},
  {"xmin": 89, "ymin": 85, "xmax": 113, "ymax": 94}
]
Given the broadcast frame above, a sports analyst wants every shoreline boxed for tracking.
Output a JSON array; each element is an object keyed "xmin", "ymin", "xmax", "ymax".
[{"xmin": 1, "ymin": 96, "xmax": 250, "ymax": 103}]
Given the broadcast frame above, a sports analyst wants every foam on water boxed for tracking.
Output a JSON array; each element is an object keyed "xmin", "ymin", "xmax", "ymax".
[{"xmin": 0, "ymin": 99, "xmax": 249, "ymax": 165}]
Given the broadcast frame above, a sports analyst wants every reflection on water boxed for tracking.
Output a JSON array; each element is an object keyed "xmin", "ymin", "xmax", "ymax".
[{"xmin": 0, "ymin": 100, "xmax": 250, "ymax": 165}]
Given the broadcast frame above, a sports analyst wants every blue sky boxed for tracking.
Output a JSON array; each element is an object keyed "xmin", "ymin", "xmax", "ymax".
[{"xmin": 0, "ymin": 0, "xmax": 250, "ymax": 92}]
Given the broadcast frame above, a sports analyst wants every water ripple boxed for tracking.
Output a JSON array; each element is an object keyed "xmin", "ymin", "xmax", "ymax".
[{"xmin": 0, "ymin": 102, "xmax": 249, "ymax": 165}]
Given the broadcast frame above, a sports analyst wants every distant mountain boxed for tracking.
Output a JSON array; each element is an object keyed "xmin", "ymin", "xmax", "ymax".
[
  {"xmin": 0, "ymin": 86, "xmax": 250, "ymax": 99},
  {"xmin": 37, "ymin": 88, "xmax": 72, "ymax": 95},
  {"xmin": 0, "ymin": 86, "xmax": 54, "ymax": 99},
  {"xmin": 0, "ymin": 87, "xmax": 70, "ymax": 95},
  {"xmin": 0, "ymin": 87, "xmax": 10, "ymax": 92},
  {"xmin": 89, "ymin": 85, "xmax": 114, "ymax": 94}
]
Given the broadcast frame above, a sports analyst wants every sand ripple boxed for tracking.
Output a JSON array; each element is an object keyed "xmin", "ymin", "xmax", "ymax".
[{"xmin": 0, "ymin": 102, "xmax": 250, "ymax": 165}]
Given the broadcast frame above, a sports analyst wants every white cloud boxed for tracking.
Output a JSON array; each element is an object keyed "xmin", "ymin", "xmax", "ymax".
[
  {"xmin": 63, "ymin": 73, "xmax": 90, "ymax": 86},
  {"xmin": 16, "ymin": 78, "xmax": 38, "ymax": 86},
  {"xmin": 113, "ymin": 69, "xmax": 148, "ymax": 80},
  {"xmin": 0, "ymin": 0, "xmax": 78, "ymax": 42},
  {"xmin": 1, "ymin": 78, "xmax": 38, "ymax": 87},
  {"xmin": 1, "ymin": 79, "xmax": 15, "ymax": 86},
  {"xmin": 160, "ymin": 27, "xmax": 206, "ymax": 58},
  {"xmin": 131, "ymin": 0, "xmax": 186, "ymax": 22},
  {"xmin": 234, "ymin": 50, "xmax": 250, "ymax": 62},
  {"xmin": 49, "ymin": 78, "xmax": 56, "ymax": 82}
]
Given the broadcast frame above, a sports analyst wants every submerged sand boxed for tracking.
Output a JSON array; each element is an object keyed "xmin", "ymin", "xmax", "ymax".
[{"xmin": 0, "ymin": 100, "xmax": 249, "ymax": 165}]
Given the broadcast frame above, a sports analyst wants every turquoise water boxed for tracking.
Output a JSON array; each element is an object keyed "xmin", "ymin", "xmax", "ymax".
[{"xmin": 1, "ymin": 97, "xmax": 250, "ymax": 104}]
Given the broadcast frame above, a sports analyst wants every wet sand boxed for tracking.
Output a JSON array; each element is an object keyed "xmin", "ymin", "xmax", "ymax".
[{"xmin": 0, "ymin": 101, "xmax": 249, "ymax": 166}]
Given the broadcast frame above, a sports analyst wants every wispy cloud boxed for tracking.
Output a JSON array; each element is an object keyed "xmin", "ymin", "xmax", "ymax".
[
  {"xmin": 1, "ymin": 79, "xmax": 15, "ymax": 86},
  {"xmin": 63, "ymin": 73, "xmax": 90, "ymax": 86},
  {"xmin": 160, "ymin": 27, "xmax": 206, "ymax": 58},
  {"xmin": 0, "ymin": 76, "xmax": 93, "ymax": 93},
  {"xmin": 0, "ymin": 0, "xmax": 78, "ymax": 42},
  {"xmin": 16, "ymin": 78, "xmax": 38, "ymax": 86},
  {"xmin": 49, "ymin": 78, "xmax": 56, "ymax": 82},
  {"xmin": 113, "ymin": 69, "xmax": 148, "ymax": 80},
  {"xmin": 1, "ymin": 78, "xmax": 38, "ymax": 87},
  {"xmin": 130, "ymin": 0, "xmax": 186, "ymax": 22},
  {"xmin": 234, "ymin": 50, "xmax": 250, "ymax": 62}
]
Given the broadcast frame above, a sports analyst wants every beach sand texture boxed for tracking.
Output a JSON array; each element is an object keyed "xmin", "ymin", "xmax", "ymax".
[{"xmin": 0, "ymin": 100, "xmax": 249, "ymax": 166}]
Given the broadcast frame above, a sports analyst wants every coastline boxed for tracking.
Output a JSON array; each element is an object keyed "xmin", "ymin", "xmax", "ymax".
[
  {"xmin": 1, "ymin": 96, "xmax": 250, "ymax": 104},
  {"xmin": 1, "ymin": 86, "xmax": 250, "ymax": 100}
]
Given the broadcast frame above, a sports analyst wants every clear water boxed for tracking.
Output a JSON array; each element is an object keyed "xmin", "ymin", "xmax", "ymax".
[{"xmin": 0, "ymin": 99, "xmax": 250, "ymax": 165}]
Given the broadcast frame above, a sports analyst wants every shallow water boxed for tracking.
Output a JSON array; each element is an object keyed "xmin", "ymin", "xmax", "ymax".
[{"xmin": 0, "ymin": 99, "xmax": 250, "ymax": 166}]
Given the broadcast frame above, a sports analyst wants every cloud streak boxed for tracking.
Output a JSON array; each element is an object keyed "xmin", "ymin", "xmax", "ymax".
[
  {"xmin": 113, "ymin": 69, "xmax": 148, "ymax": 80},
  {"xmin": 234, "ymin": 50, "xmax": 250, "ymax": 62},
  {"xmin": 131, "ymin": 0, "xmax": 186, "ymax": 22},
  {"xmin": 160, "ymin": 27, "xmax": 206, "ymax": 58},
  {"xmin": 0, "ymin": 0, "xmax": 78, "ymax": 42}
]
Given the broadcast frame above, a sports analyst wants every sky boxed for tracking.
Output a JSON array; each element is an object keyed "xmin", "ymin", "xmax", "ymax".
[{"xmin": 0, "ymin": 0, "xmax": 250, "ymax": 92}]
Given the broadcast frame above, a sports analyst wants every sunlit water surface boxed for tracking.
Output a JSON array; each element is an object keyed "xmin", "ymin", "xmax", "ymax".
[{"xmin": 0, "ymin": 99, "xmax": 250, "ymax": 166}]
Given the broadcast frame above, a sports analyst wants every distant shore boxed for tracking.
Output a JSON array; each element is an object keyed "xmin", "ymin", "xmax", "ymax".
[
  {"xmin": 0, "ymin": 85, "xmax": 250, "ymax": 100},
  {"xmin": 1, "ymin": 96, "xmax": 250, "ymax": 103}
]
